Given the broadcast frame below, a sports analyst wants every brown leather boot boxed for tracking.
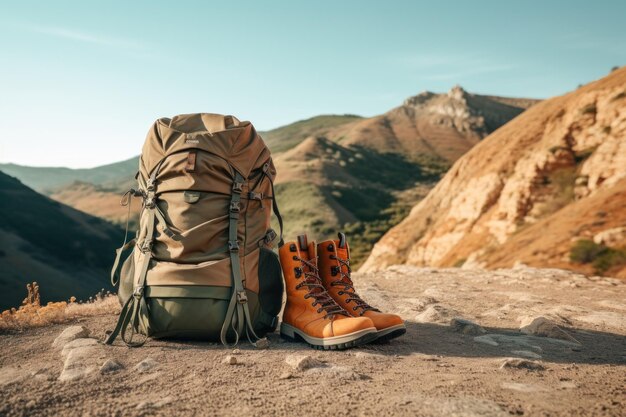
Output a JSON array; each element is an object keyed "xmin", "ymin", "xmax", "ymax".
[
  {"xmin": 318, "ymin": 233, "xmax": 406, "ymax": 342},
  {"xmin": 279, "ymin": 234, "xmax": 378, "ymax": 350}
]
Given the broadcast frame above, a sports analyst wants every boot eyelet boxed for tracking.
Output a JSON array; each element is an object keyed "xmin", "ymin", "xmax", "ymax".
[
  {"xmin": 338, "ymin": 291, "xmax": 344, "ymax": 295},
  {"xmin": 292, "ymin": 255, "xmax": 299, "ymax": 260},
  {"xmin": 327, "ymin": 244, "xmax": 334, "ymax": 251},
  {"xmin": 303, "ymin": 294, "xmax": 310, "ymax": 299},
  {"xmin": 294, "ymin": 267, "xmax": 302, "ymax": 278},
  {"xmin": 352, "ymin": 306, "xmax": 358, "ymax": 311},
  {"xmin": 317, "ymin": 308, "xmax": 322, "ymax": 314}
]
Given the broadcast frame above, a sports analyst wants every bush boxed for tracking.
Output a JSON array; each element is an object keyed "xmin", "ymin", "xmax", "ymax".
[
  {"xmin": 569, "ymin": 239, "xmax": 626, "ymax": 274},
  {"xmin": 570, "ymin": 239, "xmax": 606, "ymax": 263}
]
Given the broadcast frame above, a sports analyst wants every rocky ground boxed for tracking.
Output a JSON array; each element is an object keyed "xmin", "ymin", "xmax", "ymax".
[{"xmin": 1, "ymin": 265, "xmax": 625, "ymax": 417}]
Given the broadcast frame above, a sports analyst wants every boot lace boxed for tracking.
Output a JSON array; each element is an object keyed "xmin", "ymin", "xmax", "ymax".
[
  {"xmin": 330, "ymin": 255, "xmax": 379, "ymax": 316},
  {"xmin": 294, "ymin": 256, "xmax": 348, "ymax": 319}
]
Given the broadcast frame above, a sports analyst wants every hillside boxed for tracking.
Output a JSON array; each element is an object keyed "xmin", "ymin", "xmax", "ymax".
[
  {"xmin": 0, "ymin": 172, "xmax": 123, "ymax": 310},
  {"xmin": 362, "ymin": 67, "xmax": 626, "ymax": 277}
]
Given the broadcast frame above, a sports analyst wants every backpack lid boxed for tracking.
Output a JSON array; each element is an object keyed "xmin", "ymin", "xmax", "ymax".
[{"xmin": 141, "ymin": 113, "xmax": 268, "ymax": 179}]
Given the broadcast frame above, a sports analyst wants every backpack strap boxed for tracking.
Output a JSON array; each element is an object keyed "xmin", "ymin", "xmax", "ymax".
[
  {"xmin": 262, "ymin": 161, "xmax": 284, "ymax": 248},
  {"xmin": 105, "ymin": 162, "xmax": 165, "ymax": 347},
  {"xmin": 220, "ymin": 172, "xmax": 267, "ymax": 347}
]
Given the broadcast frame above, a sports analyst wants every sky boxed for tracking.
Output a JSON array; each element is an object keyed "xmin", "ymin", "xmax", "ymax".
[{"xmin": 0, "ymin": 0, "xmax": 625, "ymax": 168}]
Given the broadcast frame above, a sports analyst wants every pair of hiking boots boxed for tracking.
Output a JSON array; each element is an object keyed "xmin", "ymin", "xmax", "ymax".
[{"xmin": 278, "ymin": 232, "xmax": 406, "ymax": 350}]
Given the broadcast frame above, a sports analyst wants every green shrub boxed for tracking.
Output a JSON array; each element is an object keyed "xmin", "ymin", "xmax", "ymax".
[
  {"xmin": 570, "ymin": 239, "xmax": 606, "ymax": 263},
  {"xmin": 570, "ymin": 239, "xmax": 626, "ymax": 273}
]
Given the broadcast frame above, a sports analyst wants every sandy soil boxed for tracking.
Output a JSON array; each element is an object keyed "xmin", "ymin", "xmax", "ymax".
[{"xmin": 1, "ymin": 265, "xmax": 625, "ymax": 417}]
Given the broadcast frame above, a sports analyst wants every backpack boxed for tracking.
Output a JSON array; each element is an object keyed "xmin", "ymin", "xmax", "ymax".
[{"xmin": 105, "ymin": 113, "xmax": 284, "ymax": 347}]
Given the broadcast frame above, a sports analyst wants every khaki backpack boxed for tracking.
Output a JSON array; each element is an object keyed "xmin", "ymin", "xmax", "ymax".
[{"xmin": 105, "ymin": 113, "xmax": 284, "ymax": 347}]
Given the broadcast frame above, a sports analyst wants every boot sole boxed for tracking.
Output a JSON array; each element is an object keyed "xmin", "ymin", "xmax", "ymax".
[
  {"xmin": 373, "ymin": 323, "xmax": 407, "ymax": 343},
  {"xmin": 280, "ymin": 323, "xmax": 378, "ymax": 350}
]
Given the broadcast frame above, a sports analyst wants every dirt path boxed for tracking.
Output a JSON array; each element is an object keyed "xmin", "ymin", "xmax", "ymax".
[{"xmin": 1, "ymin": 265, "xmax": 625, "ymax": 416}]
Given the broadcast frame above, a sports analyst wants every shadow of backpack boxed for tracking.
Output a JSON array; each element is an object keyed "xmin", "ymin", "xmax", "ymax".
[{"xmin": 105, "ymin": 113, "xmax": 284, "ymax": 348}]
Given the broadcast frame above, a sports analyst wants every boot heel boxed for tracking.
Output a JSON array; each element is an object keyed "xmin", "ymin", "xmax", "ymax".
[{"xmin": 280, "ymin": 323, "xmax": 296, "ymax": 341}]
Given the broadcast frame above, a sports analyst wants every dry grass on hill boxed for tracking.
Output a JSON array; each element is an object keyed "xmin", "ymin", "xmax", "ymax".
[{"xmin": 0, "ymin": 282, "xmax": 119, "ymax": 332}]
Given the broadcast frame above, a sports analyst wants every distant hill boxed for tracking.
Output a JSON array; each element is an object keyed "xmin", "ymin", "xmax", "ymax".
[
  {"xmin": 323, "ymin": 86, "xmax": 538, "ymax": 163},
  {"xmin": 0, "ymin": 157, "xmax": 139, "ymax": 194},
  {"xmin": 0, "ymin": 172, "xmax": 124, "ymax": 310},
  {"xmin": 362, "ymin": 67, "xmax": 626, "ymax": 278},
  {"xmin": 3, "ymin": 87, "xmax": 537, "ymax": 266},
  {"xmin": 260, "ymin": 114, "xmax": 363, "ymax": 153}
]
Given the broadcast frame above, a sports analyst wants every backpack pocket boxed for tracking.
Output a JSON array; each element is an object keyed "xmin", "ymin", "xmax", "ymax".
[{"xmin": 254, "ymin": 247, "xmax": 283, "ymax": 332}]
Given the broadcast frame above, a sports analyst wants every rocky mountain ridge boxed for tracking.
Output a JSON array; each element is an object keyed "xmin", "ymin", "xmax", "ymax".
[{"xmin": 362, "ymin": 67, "xmax": 626, "ymax": 277}]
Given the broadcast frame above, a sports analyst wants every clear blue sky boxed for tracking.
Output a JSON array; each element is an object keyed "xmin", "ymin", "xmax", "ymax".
[{"xmin": 1, "ymin": 0, "xmax": 624, "ymax": 168}]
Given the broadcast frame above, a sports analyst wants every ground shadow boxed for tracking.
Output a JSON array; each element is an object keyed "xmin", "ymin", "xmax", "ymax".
[{"xmin": 152, "ymin": 320, "xmax": 626, "ymax": 366}]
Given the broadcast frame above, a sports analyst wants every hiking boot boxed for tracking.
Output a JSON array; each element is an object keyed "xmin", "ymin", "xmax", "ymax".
[
  {"xmin": 318, "ymin": 233, "xmax": 406, "ymax": 342},
  {"xmin": 279, "ymin": 234, "xmax": 378, "ymax": 350}
]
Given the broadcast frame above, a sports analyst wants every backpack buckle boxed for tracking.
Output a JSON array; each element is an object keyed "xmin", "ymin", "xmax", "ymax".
[
  {"xmin": 140, "ymin": 240, "xmax": 153, "ymax": 253},
  {"xmin": 133, "ymin": 286, "xmax": 144, "ymax": 298},
  {"xmin": 229, "ymin": 201, "xmax": 241, "ymax": 213},
  {"xmin": 232, "ymin": 181, "xmax": 244, "ymax": 194},
  {"xmin": 228, "ymin": 240, "xmax": 240, "ymax": 252},
  {"xmin": 236, "ymin": 291, "xmax": 248, "ymax": 304}
]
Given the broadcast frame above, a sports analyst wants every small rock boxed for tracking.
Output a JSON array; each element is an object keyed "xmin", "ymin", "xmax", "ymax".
[
  {"xmin": 134, "ymin": 358, "xmax": 158, "ymax": 373},
  {"xmin": 59, "ymin": 343, "xmax": 108, "ymax": 382},
  {"xmin": 52, "ymin": 326, "xmax": 90, "ymax": 350},
  {"xmin": 231, "ymin": 349, "xmax": 241, "ymax": 355},
  {"xmin": 254, "ymin": 338, "xmax": 270, "ymax": 349},
  {"xmin": 511, "ymin": 350, "xmax": 542, "ymax": 359},
  {"xmin": 61, "ymin": 338, "xmax": 98, "ymax": 357},
  {"xmin": 100, "ymin": 359, "xmax": 123, "ymax": 374},
  {"xmin": 450, "ymin": 317, "xmax": 486, "ymax": 335},
  {"xmin": 222, "ymin": 355, "xmax": 237, "ymax": 365},
  {"xmin": 473, "ymin": 335, "xmax": 499, "ymax": 346},
  {"xmin": 285, "ymin": 354, "xmax": 323, "ymax": 371},
  {"xmin": 279, "ymin": 371, "xmax": 294, "ymax": 380},
  {"xmin": 500, "ymin": 358, "xmax": 545, "ymax": 371},
  {"xmin": 415, "ymin": 305, "xmax": 459, "ymax": 324},
  {"xmin": 520, "ymin": 316, "xmax": 580, "ymax": 344}
]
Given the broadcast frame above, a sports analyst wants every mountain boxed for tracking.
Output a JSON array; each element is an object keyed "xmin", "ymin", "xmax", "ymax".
[
  {"xmin": 362, "ymin": 67, "xmax": 626, "ymax": 278},
  {"xmin": 270, "ymin": 88, "xmax": 537, "ymax": 262},
  {"xmin": 260, "ymin": 114, "xmax": 363, "ymax": 153},
  {"xmin": 0, "ymin": 172, "xmax": 124, "ymax": 310},
  {"xmin": 0, "ymin": 157, "xmax": 139, "ymax": 194},
  {"xmin": 321, "ymin": 86, "xmax": 538, "ymax": 163},
  {"xmin": 3, "ymin": 87, "xmax": 537, "ymax": 266}
]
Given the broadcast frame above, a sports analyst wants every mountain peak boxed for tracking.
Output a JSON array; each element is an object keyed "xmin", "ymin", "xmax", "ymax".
[{"xmin": 448, "ymin": 84, "xmax": 467, "ymax": 100}]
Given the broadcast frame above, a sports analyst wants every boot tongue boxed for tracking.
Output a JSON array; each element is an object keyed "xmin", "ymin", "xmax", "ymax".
[
  {"xmin": 335, "ymin": 232, "xmax": 350, "ymax": 264},
  {"xmin": 334, "ymin": 233, "xmax": 351, "ymax": 282}
]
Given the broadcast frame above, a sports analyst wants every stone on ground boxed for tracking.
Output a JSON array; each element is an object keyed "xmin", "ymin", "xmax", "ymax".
[
  {"xmin": 52, "ymin": 326, "xmax": 90, "ymax": 350},
  {"xmin": 499, "ymin": 358, "xmax": 545, "ymax": 371},
  {"xmin": 450, "ymin": 317, "xmax": 486, "ymax": 335},
  {"xmin": 520, "ymin": 316, "xmax": 580, "ymax": 343},
  {"xmin": 415, "ymin": 304, "xmax": 459, "ymax": 324},
  {"xmin": 222, "ymin": 355, "xmax": 237, "ymax": 365},
  {"xmin": 285, "ymin": 354, "xmax": 323, "ymax": 371},
  {"xmin": 59, "ymin": 338, "xmax": 108, "ymax": 382},
  {"xmin": 134, "ymin": 358, "xmax": 158, "ymax": 373},
  {"xmin": 100, "ymin": 359, "xmax": 123, "ymax": 374}
]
